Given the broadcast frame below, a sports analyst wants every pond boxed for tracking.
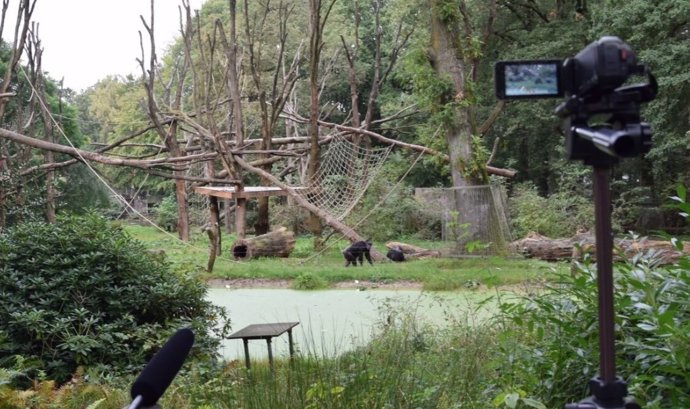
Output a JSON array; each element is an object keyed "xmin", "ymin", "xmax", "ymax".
[{"xmin": 207, "ymin": 287, "xmax": 501, "ymax": 362}]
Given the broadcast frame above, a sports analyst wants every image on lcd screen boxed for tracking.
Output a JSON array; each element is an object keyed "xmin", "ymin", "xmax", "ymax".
[{"xmin": 505, "ymin": 63, "xmax": 559, "ymax": 96}]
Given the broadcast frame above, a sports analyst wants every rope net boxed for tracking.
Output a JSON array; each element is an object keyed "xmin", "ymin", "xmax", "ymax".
[
  {"xmin": 296, "ymin": 134, "xmax": 393, "ymax": 221},
  {"xmin": 186, "ymin": 162, "xmax": 210, "ymax": 226}
]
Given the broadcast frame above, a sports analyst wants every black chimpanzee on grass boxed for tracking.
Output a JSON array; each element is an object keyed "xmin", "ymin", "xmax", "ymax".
[
  {"xmin": 386, "ymin": 246, "xmax": 405, "ymax": 262},
  {"xmin": 343, "ymin": 240, "xmax": 373, "ymax": 267}
]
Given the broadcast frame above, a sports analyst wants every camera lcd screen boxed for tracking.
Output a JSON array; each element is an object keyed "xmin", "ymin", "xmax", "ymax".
[{"xmin": 495, "ymin": 60, "xmax": 563, "ymax": 99}]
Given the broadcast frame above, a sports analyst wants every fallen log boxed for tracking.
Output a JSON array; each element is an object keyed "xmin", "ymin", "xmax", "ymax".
[
  {"xmin": 511, "ymin": 232, "xmax": 690, "ymax": 264},
  {"xmin": 231, "ymin": 227, "xmax": 296, "ymax": 260},
  {"xmin": 385, "ymin": 241, "xmax": 442, "ymax": 259},
  {"xmin": 510, "ymin": 232, "xmax": 573, "ymax": 261}
]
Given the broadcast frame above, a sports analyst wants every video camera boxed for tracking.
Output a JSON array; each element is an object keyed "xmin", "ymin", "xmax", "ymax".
[{"xmin": 494, "ymin": 36, "xmax": 657, "ymax": 164}]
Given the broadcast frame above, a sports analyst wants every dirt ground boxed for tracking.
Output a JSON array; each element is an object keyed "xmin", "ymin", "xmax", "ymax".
[{"xmin": 206, "ymin": 278, "xmax": 424, "ymax": 290}]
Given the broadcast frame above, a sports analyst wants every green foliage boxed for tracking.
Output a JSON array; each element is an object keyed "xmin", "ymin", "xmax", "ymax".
[
  {"xmin": 493, "ymin": 390, "xmax": 546, "ymax": 409},
  {"xmin": 612, "ymin": 184, "xmax": 654, "ymax": 232},
  {"xmin": 501, "ymin": 180, "xmax": 690, "ymax": 408},
  {"xmin": 437, "ymin": 0, "xmax": 462, "ymax": 24},
  {"xmin": 487, "ymin": 0, "xmax": 689, "ymax": 226},
  {"xmin": 509, "ymin": 182, "xmax": 593, "ymax": 238},
  {"xmin": 668, "ymin": 184, "xmax": 690, "ymax": 220},
  {"xmin": 461, "ymin": 134, "xmax": 491, "ymax": 183},
  {"xmin": 0, "ymin": 51, "xmax": 106, "ymax": 226},
  {"xmin": 57, "ymin": 164, "xmax": 113, "ymax": 215},
  {"xmin": 590, "ymin": 1, "xmax": 690, "ymax": 192},
  {"xmin": 498, "ymin": 248, "xmax": 690, "ymax": 407},
  {"xmin": 345, "ymin": 153, "xmax": 442, "ymax": 241},
  {"xmin": 155, "ymin": 195, "xmax": 179, "ymax": 232},
  {"xmin": 0, "ymin": 214, "xmax": 229, "ymax": 384},
  {"xmin": 291, "ymin": 273, "xmax": 328, "ymax": 290},
  {"xmin": 0, "ymin": 364, "xmax": 128, "ymax": 409}
]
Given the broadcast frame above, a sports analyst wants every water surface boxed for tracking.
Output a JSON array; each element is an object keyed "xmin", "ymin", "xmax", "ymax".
[{"xmin": 208, "ymin": 288, "xmax": 497, "ymax": 361}]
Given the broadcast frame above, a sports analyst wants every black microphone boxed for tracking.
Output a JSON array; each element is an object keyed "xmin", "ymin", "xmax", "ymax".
[{"xmin": 128, "ymin": 328, "xmax": 195, "ymax": 409}]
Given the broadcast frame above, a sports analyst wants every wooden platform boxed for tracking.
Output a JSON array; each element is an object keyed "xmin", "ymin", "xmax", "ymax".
[
  {"xmin": 194, "ymin": 185, "xmax": 305, "ymax": 199},
  {"xmin": 228, "ymin": 322, "xmax": 300, "ymax": 370}
]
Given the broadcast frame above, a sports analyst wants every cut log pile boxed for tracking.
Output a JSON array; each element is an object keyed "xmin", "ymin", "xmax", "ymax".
[
  {"xmin": 231, "ymin": 227, "xmax": 296, "ymax": 260},
  {"xmin": 510, "ymin": 231, "xmax": 690, "ymax": 264}
]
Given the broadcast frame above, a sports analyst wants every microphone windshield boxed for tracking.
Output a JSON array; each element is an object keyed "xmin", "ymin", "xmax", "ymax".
[{"xmin": 130, "ymin": 328, "xmax": 195, "ymax": 406}]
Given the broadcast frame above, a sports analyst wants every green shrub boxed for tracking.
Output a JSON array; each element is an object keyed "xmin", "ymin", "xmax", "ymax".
[
  {"xmin": 509, "ymin": 182, "xmax": 593, "ymax": 238},
  {"xmin": 497, "ymin": 250, "xmax": 690, "ymax": 408},
  {"xmin": 270, "ymin": 199, "xmax": 310, "ymax": 236},
  {"xmin": 611, "ymin": 184, "xmax": 653, "ymax": 232},
  {"xmin": 292, "ymin": 273, "xmax": 328, "ymax": 290},
  {"xmin": 0, "ymin": 214, "xmax": 229, "ymax": 384},
  {"xmin": 155, "ymin": 195, "xmax": 179, "ymax": 232},
  {"xmin": 347, "ymin": 181, "xmax": 441, "ymax": 241}
]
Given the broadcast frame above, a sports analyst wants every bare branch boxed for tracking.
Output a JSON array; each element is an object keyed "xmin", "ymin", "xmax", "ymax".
[
  {"xmin": 0, "ymin": 127, "xmax": 214, "ymax": 171},
  {"xmin": 478, "ymin": 100, "xmax": 506, "ymax": 136},
  {"xmin": 486, "ymin": 137, "xmax": 500, "ymax": 166},
  {"xmin": 282, "ymin": 110, "xmax": 516, "ymax": 178}
]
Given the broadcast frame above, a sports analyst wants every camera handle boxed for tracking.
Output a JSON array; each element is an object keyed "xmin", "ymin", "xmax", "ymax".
[
  {"xmin": 572, "ymin": 124, "xmax": 652, "ymax": 159},
  {"xmin": 564, "ymin": 165, "xmax": 640, "ymax": 409}
]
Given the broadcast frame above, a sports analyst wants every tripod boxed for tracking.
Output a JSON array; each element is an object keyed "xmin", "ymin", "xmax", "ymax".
[
  {"xmin": 558, "ymin": 70, "xmax": 656, "ymax": 408},
  {"xmin": 564, "ymin": 161, "xmax": 640, "ymax": 409}
]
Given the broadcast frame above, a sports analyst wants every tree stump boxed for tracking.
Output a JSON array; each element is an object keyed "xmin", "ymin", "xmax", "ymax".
[{"xmin": 231, "ymin": 227, "xmax": 296, "ymax": 260}]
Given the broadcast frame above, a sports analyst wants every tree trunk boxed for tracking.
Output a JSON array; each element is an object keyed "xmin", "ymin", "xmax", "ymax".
[
  {"xmin": 430, "ymin": 0, "xmax": 474, "ymax": 188},
  {"xmin": 205, "ymin": 160, "xmax": 221, "ymax": 272},
  {"xmin": 306, "ymin": 0, "xmax": 331, "ymax": 249},
  {"xmin": 224, "ymin": 199, "xmax": 234, "ymax": 233},
  {"xmin": 255, "ymin": 186, "xmax": 270, "ymax": 235},
  {"xmin": 167, "ymin": 121, "xmax": 190, "ymax": 241},
  {"xmin": 255, "ymin": 116, "xmax": 271, "ymax": 235},
  {"xmin": 44, "ymin": 151, "xmax": 56, "ymax": 223}
]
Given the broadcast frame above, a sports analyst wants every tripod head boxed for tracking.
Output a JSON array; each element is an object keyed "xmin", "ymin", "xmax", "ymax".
[{"xmin": 555, "ymin": 66, "xmax": 657, "ymax": 165}]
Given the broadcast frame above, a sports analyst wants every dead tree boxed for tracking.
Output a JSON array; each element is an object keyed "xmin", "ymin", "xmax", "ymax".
[
  {"xmin": 217, "ymin": 0, "xmax": 249, "ymax": 239},
  {"xmin": 138, "ymin": 0, "xmax": 191, "ymax": 241},
  {"xmin": 305, "ymin": 0, "xmax": 337, "ymax": 249},
  {"xmin": 179, "ymin": 0, "xmax": 222, "ymax": 270},
  {"xmin": 242, "ymin": 0, "xmax": 302, "ymax": 235},
  {"xmin": 340, "ymin": 0, "xmax": 413, "ymax": 134},
  {"xmin": 0, "ymin": 0, "xmax": 36, "ymax": 228},
  {"xmin": 25, "ymin": 23, "xmax": 61, "ymax": 223}
]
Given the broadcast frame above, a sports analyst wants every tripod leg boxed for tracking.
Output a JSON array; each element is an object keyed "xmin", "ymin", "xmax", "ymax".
[{"xmin": 592, "ymin": 165, "xmax": 617, "ymax": 383}]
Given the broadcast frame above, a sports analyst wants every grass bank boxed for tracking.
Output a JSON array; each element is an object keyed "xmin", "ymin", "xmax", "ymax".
[{"xmin": 123, "ymin": 223, "xmax": 568, "ymax": 290}]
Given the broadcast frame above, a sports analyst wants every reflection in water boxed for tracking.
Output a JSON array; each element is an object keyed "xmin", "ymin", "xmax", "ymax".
[{"xmin": 207, "ymin": 288, "xmax": 498, "ymax": 362}]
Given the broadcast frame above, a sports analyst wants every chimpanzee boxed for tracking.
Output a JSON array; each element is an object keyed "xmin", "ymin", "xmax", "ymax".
[
  {"xmin": 386, "ymin": 246, "xmax": 405, "ymax": 262},
  {"xmin": 343, "ymin": 240, "xmax": 373, "ymax": 267}
]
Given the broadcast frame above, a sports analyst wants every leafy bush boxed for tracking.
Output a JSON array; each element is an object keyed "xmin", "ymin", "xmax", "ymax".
[
  {"xmin": 347, "ymin": 179, "xmax": 441, "ymax": 241},
  {"xmin": 498, "ymin": 250, "xmax": 690, "ymax": 408},
  {"xmin": 509, "ymin": 182, "xmax": 593, "ymax": 238},
  {"xmin": 270, "ymin": 199, "xmax": 310, "ymax": 236},
  {"xmin": 611, "ymin": 184, "xmax": 653, "ymax": 232},
  {"xmin": 155, "ymin": 195, "xmax": 179, "ymax": 232},
  {"xmin": 0, "ymin": 214, "xmax": 229, "ymax": 384},
  {"xmin": 292, "ymin": 273, "xmax": 328, "ymax": 290}
]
